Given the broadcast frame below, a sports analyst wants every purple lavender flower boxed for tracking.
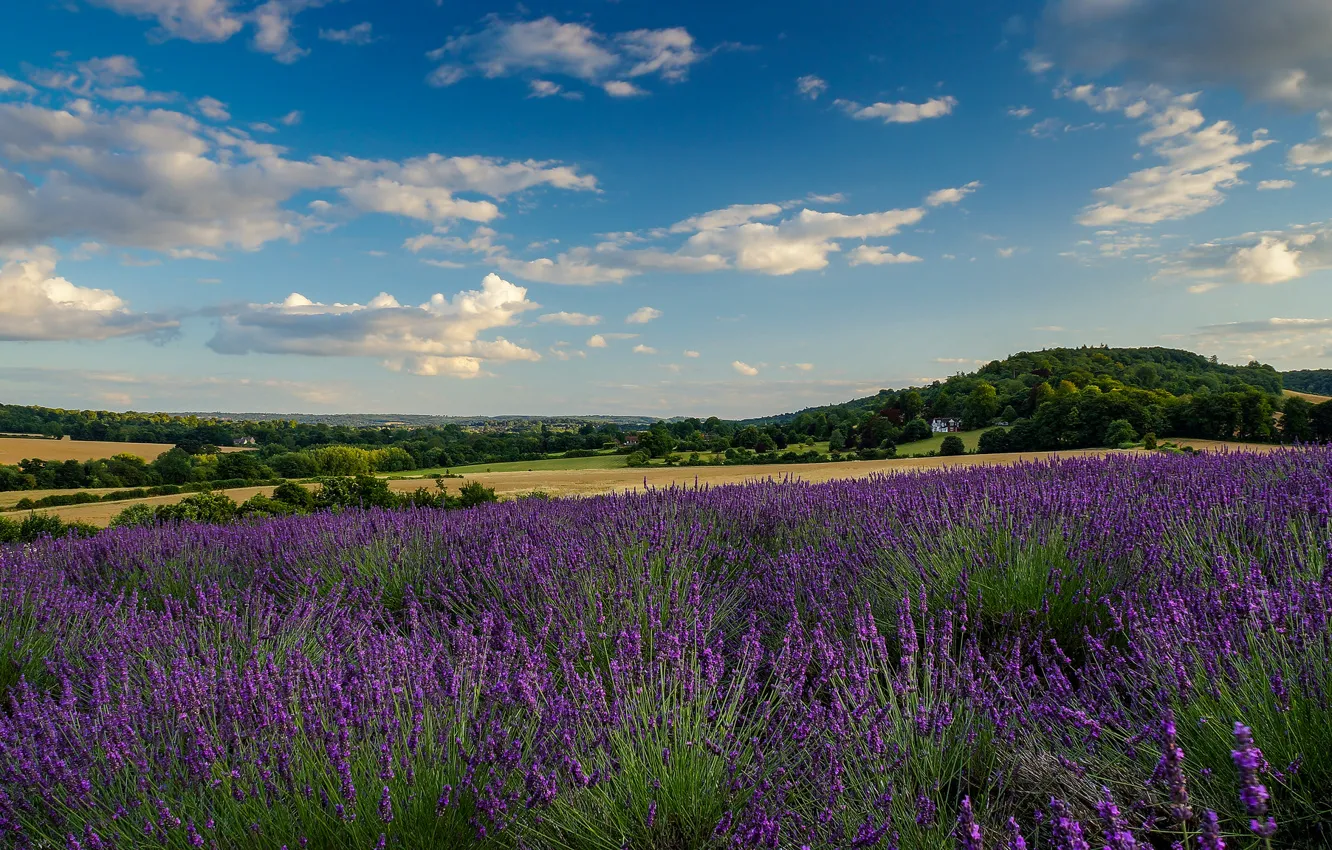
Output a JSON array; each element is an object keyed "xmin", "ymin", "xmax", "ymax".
[
  {"xmin": 1198, "ymin": 810, "xmax": 1225, "ymax": 850},
  {"xmin": 957, "ymin": 796, "xmax": 983, "ymax": 850},
  {"xmin": 1230, "ymin": 722, "xmax": 1272, "ymax": 833}
]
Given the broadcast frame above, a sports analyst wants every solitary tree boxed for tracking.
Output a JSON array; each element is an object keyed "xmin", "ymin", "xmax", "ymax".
[{"xmin": 940, "ymin": 435, "xmax": 966, "ymax": 456}]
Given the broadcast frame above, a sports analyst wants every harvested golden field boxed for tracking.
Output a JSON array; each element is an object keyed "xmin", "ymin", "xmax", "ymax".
[
  {"xmin": 0, "ymin": 437, "xmax": 251, "ymax": 465},
  {"xmin": 15, "ymin": 439, "xmax": 1274, "ymax": 527},
  {"xmin": 1284, "ymin": 389, "xmax": 1332, "ymax": 404}
]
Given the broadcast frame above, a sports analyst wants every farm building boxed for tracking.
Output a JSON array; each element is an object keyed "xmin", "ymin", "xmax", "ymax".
[
  {"xmin": 930, "ymin": 417, "xmax": 963, "ymax": 434},
  {"xmin": 233, "ymin": 436, "xmax": 257, "ymax": 446}
]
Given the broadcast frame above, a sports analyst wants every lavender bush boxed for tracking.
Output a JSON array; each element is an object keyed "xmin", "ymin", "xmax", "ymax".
[{"xmin": 2, "ymin": 449, "xmax": 1330, "ymax": 848}]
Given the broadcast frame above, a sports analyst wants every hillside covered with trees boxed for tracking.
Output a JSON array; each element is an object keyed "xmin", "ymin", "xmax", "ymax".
[
  {"xmin": 714, "ymin": 346, "xmax": 1308, "ymax": 457},
  {"xmin": 1283, "ymin": 369, "xmax": 1332, "ymax": 397}
]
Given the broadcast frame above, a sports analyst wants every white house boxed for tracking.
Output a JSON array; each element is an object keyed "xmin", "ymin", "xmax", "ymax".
[{"xmin": 930, "ymin": 417, "xmax": 963, "ymax": 434}]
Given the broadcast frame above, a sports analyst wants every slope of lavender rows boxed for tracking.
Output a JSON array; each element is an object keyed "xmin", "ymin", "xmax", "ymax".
[{"xmin": 2, "ymin": 449, "xmax": 1331, "ymax": 849}]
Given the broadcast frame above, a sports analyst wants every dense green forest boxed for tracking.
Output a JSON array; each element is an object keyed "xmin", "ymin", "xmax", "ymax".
[{"xmin": 1283, "ymin": 369, "xmax": 1332, "ymax": 396}]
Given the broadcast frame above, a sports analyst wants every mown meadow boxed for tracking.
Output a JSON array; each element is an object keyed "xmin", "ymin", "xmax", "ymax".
[{"xmin": 1, "ymin": 449, "xmax": 1330, "ymax": 849}]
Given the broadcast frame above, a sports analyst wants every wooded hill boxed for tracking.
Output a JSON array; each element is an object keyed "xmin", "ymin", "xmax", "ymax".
[
  {"xmin": 732, "ymin": 346, "xmax": 1317, "ymax": 453},
  {"xmin": 1283, "ymin": 370, "xmax": 1332, "ymax": 397}
]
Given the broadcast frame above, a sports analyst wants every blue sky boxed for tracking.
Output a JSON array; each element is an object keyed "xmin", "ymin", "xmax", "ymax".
[{"xmin": 1, "ymin": 0, "xmax": 1330, "ymax": 417}]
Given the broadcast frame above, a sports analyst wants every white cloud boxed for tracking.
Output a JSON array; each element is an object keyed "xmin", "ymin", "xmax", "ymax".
[
  {"xmin": 538, "ymin": 311, "xmax": 600, "ymax": 325},
  {"xmin": 280, "ymin": 109, "xmax": 302, "ymax": 126},
  {"xmin": 319, "ymin": 22, "xmax": 376, "ymax": 45},
  {"xmin": 669, "ymin": 203, "xmax": 783, "ymax": 233},
  {"xmin": 792, "ymin": 362, "xmax": 814, "ymax": 371},
  {"xmin": 586, "ymin": 334, "xmax": 607, "ymax": 348},
  {"xmin": 195, "ymin": 96, "xmax": 230, "ymax": 120},
  {"xmin": 426, "ymin": 15, "xmax": 705, "ymax": 97},
  {"xmin": 1257, "ymin": 179, "xmax": 1296, "ymax": 191},
  {"xmin": 0, "ymin": 246, "xmax": 176, "ymax": 341},
  {"xmin": 528, "ymin": 79, "xmax": 563, "ymax": 98},
  {"xmin": 732, "ymin": 360, "xmax": 759, "ymax": 376},
  {"xmin": 208, "ymin": 272, "xmax": 540, "ymax": 377},
  {"xmin": 498, "ymin": 251, "xmax": 638, "ymax": 285},
  {"xmin": 1063, "ymin": 84, "xmax": 1273, "ymax": 226},
  {"xmin": 0, "ymin": 75, "xmax": 38, "ymax": 97},
  {"xmin": 847, "ymin": 245, "xmax": 923, "ymax": 266},
  {"xmin": 625, "ymin": 306, "xmax": 662, "ymax": 324},
  {"xmin": 1007, "ymin": 105, "xmax": 1034, "ymax": 118},
  {"xmin": 796, "ymin": 75, "xmax": 827, "ymax": 100},
  {"xmin": 925, "ymin": 181, "xmax": 981, "ymax": 206},
  {"xmin": 0, "ymin": 97, "xmax": 595, "ymax": 255},
  {"xmin": 632, "ymin": 344, "xmax": 656, "ymax": 354},
  {"xmin": 997, "ymin": 246, "xmax": 1017, "ymax": 258},
  {"xmin": 834, "ymin": 95, "xmax": 957, "ymax": 124},
  {"xmin": 88, "ymin": 0, "xmax": 330, "ymax": 63},
  {"xmin": 1160, "ymin": 222, "xmax": 1332, "ymax": 286},
  {"xmin": 1038, "ymin": 0, "xmax": 1332, "ymax": 110},
  {"xmin": 683, "ymin": 350, "xmax": 700, "ymax": 358},
  {"xmin": 499, "ymin": 188, "xmax": 961, "ymax": 282},
  {"xmin": 26, "ymin": 55, "xmax": 173, "ymax": 103},
  {"xmin": 683, "ymin": 206, "xmax": 928, "ymax": 275},
  {"xmin": 1230, "ymin": 237, "xmax": 1303, "ymax": 283},
  {"xmin": 1289, "ymin": 111, "xmax": 1332, "ymax": 166},
  {"xmin": 602, "ymin": 80, "xmax": 646, "ymax": 98}
]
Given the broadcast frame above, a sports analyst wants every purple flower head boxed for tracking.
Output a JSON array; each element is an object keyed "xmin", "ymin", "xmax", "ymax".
[
  {"xmin": 1198, "ymin": 810, "xmax": 1225, "ymax": 850},
  {"xmin": 957, "ymin": 796, "xmax": 983, "ymax": 850},
  {"xmin": 1230, "ymin": 722, "xmax": 1271, "ymax": 828}
]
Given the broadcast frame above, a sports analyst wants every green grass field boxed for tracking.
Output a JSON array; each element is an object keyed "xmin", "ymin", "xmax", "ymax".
[
  {"xmin": 389, "ymin": 453, "xmax": 630, "ymax": 476},
  {"xmin": 892, "ymin": 428, "xmax": 993, "ymax": 457}
]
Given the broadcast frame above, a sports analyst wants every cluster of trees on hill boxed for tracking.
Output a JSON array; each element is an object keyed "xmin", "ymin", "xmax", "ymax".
[
  {"xmin": 1283, "ymin": 370, "xmax": 1332, "ymax": 397},
  {"xmin": 714, "ymin": 347, "xmax": 1294, "ymax": 454}
]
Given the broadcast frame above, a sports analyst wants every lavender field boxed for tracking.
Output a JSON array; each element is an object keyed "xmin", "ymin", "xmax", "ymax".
[{"xmin": 2, "ymin": 450, "xmax": 1330, "ymax": 850}]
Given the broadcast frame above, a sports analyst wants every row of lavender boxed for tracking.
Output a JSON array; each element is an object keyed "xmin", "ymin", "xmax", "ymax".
[{"xmin": 1, "ymin": 449, "xmax": 1330, "ymax": 848}]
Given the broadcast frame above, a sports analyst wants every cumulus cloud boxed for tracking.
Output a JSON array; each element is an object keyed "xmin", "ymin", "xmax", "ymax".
[
  {"xmin": 1289, "ymin": 111, "xmax": 1332, "ymax": 166},
  {"xmin": 796, "ymin": 75, "xmax": 827, "ymax": 100},
  {"xmin": 208, "ymin": 273, "xmax": 540, "ymax": 377},
  {"xmin": 0, "ymin": 75, "xmax": 37, "ymax": 97},
  {"xmin": 0, "ymin": 94, "xmax": 596, "ymax": 255},
  {"xmin": 0, "ymin": 246, "xmax": 176, "ymax": 341},
  {"xmin": 683, "ymin": 349, "xmax": 700, "ymax": 358},
  {"xmin": 195, "ymin": 96, "xmax": 229, "ymax": 120},
  {"xmin": 280, "ymin": 109, "xmax": 302, "ymax": 125},
  {"xmin": 925, "ymin": 181, "xmax": 982, "ymax": 207},
  {"xmin": 846, "ymin": 245, "xmax": 923, "ymax": 266},
  {"xmin": 632, "ymin": 344, "xmax": 656, "ymax": 354},
  {"xmin": 834, "ymin": 95, "xmax": 957, "ymax": 124},
  {"xmin": 87, "ymin": 0, "xmax": 330, "ymax": 63},
  {"xmin": 732, "ymin": 360, "xmax": 759, "ymax": 376},
  {"xmin": 538, "ymin": 311, "xmax": 600, "ymax": 326},
  {"xmin": 602, "ymin": 80, "xmax": 646, "ymax": 97},
  {"xmin": 1160, "ymin": 222, "xmax": 1332, "ymax": 287},
  {"xmin": 682, "ymin": 207, "xmax": 929, "ymax": 275},
  {"xmin": 587, "ymin": 334, "xmax": 607, "ymax": 348},
  {"xmin": 1037, "ymin": 0, "xmax": 1332, "ymax": 110},
  {"xmin": 1257, "ymin": 179, "xmax": 1295, "ymax": 191},
  {"xmin": 625, "ymin": 306, "xmax": 662, "ymax": 324},
  {"xmin": 1007, "ymin": 105, "xmax": 1033, "ymax": 118},
  {"xmin": 1062, "ymin": 84, "xmax": 1273, "ymax": 226},
  {"xmin": 319, "ymin": 22, "xmax": 376, "ymax": 45},
  {"xmin": 495, "ymin": 187, "xmax": 967, "ymax": 283},
  {"xmin": 426, "ymin": 15, "xmax": 707, "ymax": 97},
  {"xmin": 669, "ymin": 203, "xmax": 783, "ymax": 233}
]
